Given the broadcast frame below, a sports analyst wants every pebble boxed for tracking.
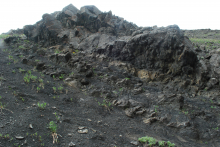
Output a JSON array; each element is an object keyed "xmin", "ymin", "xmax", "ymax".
[
  {"xmin": 15, "ymin": 136, "xmax": 24, "ymax": 140},
  {"xmin": 69, "ymin": 142, "xmax": 76, "ymax": 146},
  {"xmin": 130, "ymin": 141, "xmax": 138, "ymax": 145},
  {"xmin": 78, "ymin": 126, "xmax": 85, "ymax": 129},
  {"xmin": 78, "ymin": 129, "xmax": 88, "ymax": 134},
  {"xmin": 29, "ymin": 124, "xmax": 33, "ymax": 129},
  {"xmin": 68, "ymin": 133, "xmax": 72, "ymax": 137}
]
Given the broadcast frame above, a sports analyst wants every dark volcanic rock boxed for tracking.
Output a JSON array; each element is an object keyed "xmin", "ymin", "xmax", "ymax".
[
  {"xmin": 57, "ymin": 52, "xmax": 72, "ymax": 63},
  {"xmin": 3, "ymin": 4, "xmax": 220, "ymax": 147}
]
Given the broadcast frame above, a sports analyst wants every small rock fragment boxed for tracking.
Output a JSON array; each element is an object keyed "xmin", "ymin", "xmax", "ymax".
[
  {"xmin": 69, "ymin": 142, "xmax": 76, "ymax": 146},
  {"xmin": 143, "ymin": 118, "xmax": 151, "ymax": 124},
  {"xmin": 78, "ymin": 126, "xmax": 85, "ymax": 129},
  {"xmin": 15, "ymin": 136, "xmax": 24, "ymax": 140},
  {"xmin": 143, "ymin": 117, "xmax": 158, "ymax": 124},
  {"xmin": 130, "ymin": 141, "xmax": 139, "ymax": 145},
  {"xmin": 29, "ymin": 124, "xmax": 33, "ymax": 129},
  {"xmin": 68, "ymin": 133, "xmax": 73, "ymax": 137},
  {"xmin": 78, "ymin": 129, "xmax": 88, "ymax": 134}
]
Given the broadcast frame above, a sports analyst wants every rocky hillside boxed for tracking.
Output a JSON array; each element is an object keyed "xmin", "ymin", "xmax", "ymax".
[{"xmin": 1, "ymin": 4, "xmax": 220, "ymax": 147}]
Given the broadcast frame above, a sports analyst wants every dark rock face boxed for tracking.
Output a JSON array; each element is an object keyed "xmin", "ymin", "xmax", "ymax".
[
  {"xmin": 106, "ymin": 25, "xmax": 197, "ymax": 76},
  {"xmin": 23, "ymin": 4, "xmax": 137, "ymax": 46},
  {"xmin": 6, "ymin": 4, "xmax": 199, "ymax": 88}
]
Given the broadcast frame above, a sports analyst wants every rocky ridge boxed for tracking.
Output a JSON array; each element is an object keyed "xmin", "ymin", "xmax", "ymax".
[{"xmin": 1, "ymin": 4, "xmax": 220, "ymax": 147}]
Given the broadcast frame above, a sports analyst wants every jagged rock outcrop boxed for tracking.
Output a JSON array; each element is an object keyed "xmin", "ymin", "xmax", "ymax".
[
  {"xmin": 13, "ymin": 4, "xmax": 199, "ymax": 87},
  {"xmin": 23, "ymin": 4, "xmax": 137, "ymax": 46}
]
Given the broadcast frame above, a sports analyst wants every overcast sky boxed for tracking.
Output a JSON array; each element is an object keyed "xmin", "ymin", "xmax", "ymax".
[{"xmin": 0, "ymin": 0, "xmax": 220, "ymax": 34}]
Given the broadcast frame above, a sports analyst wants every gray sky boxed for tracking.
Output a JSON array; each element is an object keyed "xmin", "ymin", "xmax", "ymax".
[{"xmin": 0, "ymin": 0, "xmax": 220, "ymax": 34}]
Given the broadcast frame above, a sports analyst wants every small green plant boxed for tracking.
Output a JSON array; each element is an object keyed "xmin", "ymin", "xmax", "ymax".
[
  {"xmin": 155, "ymin": 105, "xmax": 159, "ymax": 113},
  {"xmin": 53, "ymin": 75, "xmax": 56, "ymax": 79},
  {"xmin": 23, "ymin": 74, "xmax": 30, "ymax": 83},
  {"xmin": 167, "ymin": 141, "xmax": 175, "ymax": 147},
  {"xmin": 48, "ymin": 121, "xmax": 57, "ymax": 133},
  {"xmin": 8, "ymin": 55, "xmax": 13, "ymax": 60},
  {"xmin": 12, "ymin": 70, "xmax": 16, "ymax": 73},
  {"xmin": 158, "ymin": 141, "xmax": 165, "ymax": 147},
  {"xmin": 0, "ymin": 76, "xmax": 6, "ymax": 81},
  {"xmin": 7, "ymin": 62, "xmax": 11, "ymax": 65},
  {"xmin": 4, "ymin": 134, "xmax": 9, "ymax": 139},
  {"xmin": 19, "ymin": 45, "xmax": 25, "ymax": 49},
  {"xmin": 69, "ymin": 72, "xmax": 74, "ymax": 76},
  {"xmin": 30, "ymin": 75, "xmax": 37, "ymax": 82},
  {"xmin": 37, "ymin": 102, "xmax": 46, "ymax": 109},
  {"xmin": 24, "ymin": 40, "xmax": 30, "ymax": 43},
  {"xmin": 55, "ymin": 50, "xmax": 61, "ymax": 54},
  {"xmin": 184, "ymin": 111, "xmax": 188, "ymax": 115},
  {"xmin": 19, "ymin": 68, "xmax": 25, "ymax": 73},
  {"xmin": 125, "ymin": 77, "xmax": 130, "ymax": 80},
  {"xmin": 211, "ymin": 106, "xmax": 216, "ymax": 109},
  {"xmin": 113, "ymin": 91, "xmax": 117, "ymax": 94},
  {"xmin": 39, "ymin": 78, "xmax": 43, "ymax": 83},
  {"xmin": 37, "ymin": 87, "xmax": 41, "ymax": 93},
  {"xmin": 59, "ymin": 74, "xmax": 64, "ymax": 79},
  {"xmin": 138, "ymin": 136, "xmax": 156, "ymax": 146},
  {"xmin": 27, "ymin": 70, "xmax": 31, "ymax": 74},
  {"xmin": 20, "ymin": 97, "xmax": 24, "ymax": 102},
  {"xmin": 210, "ymin": 99, "xmax": 213, "ymax": 103},
  {"xmin": 53, "ymin": 87, "xmax": 57, "ymax": 93},
  {"xmin": 98, "ymin": 99, "xmax": 112, "ymax": 111},
  {"xmin": 119, "ymin": 88, "xmax": 123, "ymax": 91},
  {"xmin": 138, "ymin": 136, "xmax": 175, "ymax": 147},
  {"xmin": 54, "ymin": 112, "xmax": 60, "ymax": 121},
  {"xmin": 13, "ymin": 59, "xmax": 18, "ymax": 64},
  {"xmin": 58, "ymin": 86, "xmax": 63, "ymax": 93},
  {"xmin": 19, "ymin": 55, "xmax": 23, "ymax": 58},
  {"xmin": 213, "ymin": 127, "xmax": 219, "ymax": 131},
  {"xmin": 39, "ymin": 135, "xmax": 42, "ymax": 142}
]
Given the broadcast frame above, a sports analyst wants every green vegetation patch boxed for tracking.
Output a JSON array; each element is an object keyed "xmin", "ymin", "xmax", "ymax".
[
  {"xmin": 0, "ymin": 34, "xmax": 11, "ymax": 39},
  {"xmin": 138, "ymin": 136, "xmax": 175, "ymax": 147},
  {"xmin": 189, "ymin": 38, "xmax": 220, "ymax": 45}
]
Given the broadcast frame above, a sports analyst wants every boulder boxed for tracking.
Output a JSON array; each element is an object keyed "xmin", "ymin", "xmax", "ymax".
[
  {"xmin": 62, "ymin": 4, "xmax": 79, "ymax": 15},
  {"xmin": 80, "ymin": 5, "xmax": 102, "ymax": 17}
]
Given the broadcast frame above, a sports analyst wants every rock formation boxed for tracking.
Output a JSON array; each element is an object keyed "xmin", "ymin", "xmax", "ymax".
[{"xmin": 2, "ymin": 4, "xmax": 220, "ymax": 147}]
